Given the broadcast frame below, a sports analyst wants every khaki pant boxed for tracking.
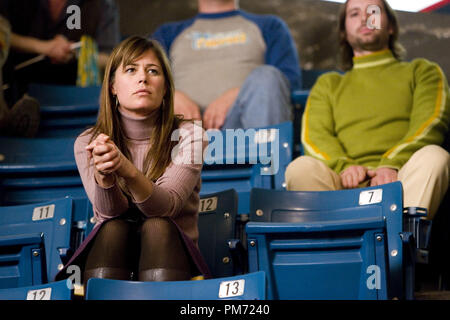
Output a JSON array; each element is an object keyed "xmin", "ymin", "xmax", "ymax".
[{"xmin": 285, "ymin": 145, "xmax": 450, "ymax": 220}]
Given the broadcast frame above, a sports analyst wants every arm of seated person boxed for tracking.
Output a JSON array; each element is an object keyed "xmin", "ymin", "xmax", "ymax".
[
  {"xmin": 11, "ymin": 33, "xmax": 74, "ymax": 64},
  {"xmin": 86, "ymin": 133, "xmax": 154, "ymax": 203},
  {"xmin": 203, "ymin": 87, "xmax": 239, "ymax": 130},
  {"xmin": 174, "ymin": 90, "xmax": 202, "ymax": 121}
]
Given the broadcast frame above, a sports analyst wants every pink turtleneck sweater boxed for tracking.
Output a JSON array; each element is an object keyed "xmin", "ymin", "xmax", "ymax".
[{"xmin": 74, "ymin": 109, "xmax": 206, "ymax": 245}]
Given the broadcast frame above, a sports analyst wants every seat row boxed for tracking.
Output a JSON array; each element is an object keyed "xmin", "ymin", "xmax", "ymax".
[
  {"xmin": 0, "ymin": 182, "xmax": 431, "ymax": 300},
  {"xmin": 0, "ymin": 81, "xmax": 441, "ymax": 299}
]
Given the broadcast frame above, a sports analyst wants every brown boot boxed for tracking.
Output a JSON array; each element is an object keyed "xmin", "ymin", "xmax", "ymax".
[
  {"xmin": 138, "ymin": 268, "xmax": 190, "ymax": 282},
  {"xmin": 7, "ymin": 94, "xmax": 40, "ymax": 137}
]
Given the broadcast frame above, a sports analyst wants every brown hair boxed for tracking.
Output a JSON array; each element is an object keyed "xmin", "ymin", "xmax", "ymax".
[
  {"xmin": 338, "ymin": 0, "xmax": 406, "ymax": 71},
  {"xmin": 87, "ymin": 36, "xmax": 183, "ymax": 193}
]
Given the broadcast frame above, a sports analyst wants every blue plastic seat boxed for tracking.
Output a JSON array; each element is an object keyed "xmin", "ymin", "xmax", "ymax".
[
  {"xmin": 198, "ymin": 189, "xmax": 244, "ymax": 277},
  {"xmin": 28, "ymin": 83, "xmax": 100, "ymax": 137},
  {"xmin": 201, "ymin": 121, "xmax": 293, "ymax": 215},
  {"xmin": 0, "ymin": 136, "xmax": 95, "ymax": 249},
  {"xmin": 0, "ymin": 198, "xmax": 73, "ymax": 288},
  {"xmin": 28, "ymin": 83, "xmax": 100, "ymax": 113},
  {"xmin": 85, "ymin": 271, "xmax": 266, "ymax": 300},
  {"xmin": 246, "ymin": 182, "xmax": 413, "ymax": 300},
  {"xmin": 291, "ymin": 89, "xmax": 310, "ymax": 109},
  {"xmin": 0, "ymin": 280, "xmax": 72, "ymax": 300},
  {"xmin": 0, "ymin": 136, "xmax": 77, "ymax": 174}
]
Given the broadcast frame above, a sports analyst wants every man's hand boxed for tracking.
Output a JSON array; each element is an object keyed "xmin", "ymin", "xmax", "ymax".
[
  {"xmin": 44, "ymin": 35, "xmax": 74, "ymax": 64},
  {"xmin": 203, "ymin": 87, "xmax": 239, "ymax": 130},
  {"xmin": 174, "ymin": 90, "xmax": 202, "ymax": 121},
  {"xmin": 340, "ymin": 165, "xmax": 369, "ymax": 189},
  {"xmin": 367, "ymin": 167, "xmax": 398, "ymax": 187}
]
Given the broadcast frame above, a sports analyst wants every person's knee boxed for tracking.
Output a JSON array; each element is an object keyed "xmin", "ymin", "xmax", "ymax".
[
  {"xmin": 98, "ymin": 219, "xmax": 131, "ymax": 242},
  {"xmin": 247, "ymin": 65, "xmax": 288, "ymax": 90},
  {"xmin": 416, "ymin": 145, "xmax": 450, "ymax": 174},
  {"xmin": 141, "ymin": 217, "xmax": 174, "ymax": 245},
  {"xmin": 285, "ymin": 156, "xmax": 320, "ymax": 189}
]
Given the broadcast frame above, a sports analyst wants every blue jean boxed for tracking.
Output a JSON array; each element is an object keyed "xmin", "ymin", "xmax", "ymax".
[{"xmin": 221, "ymin": 65, "xmax": 292, "ymax": 129}]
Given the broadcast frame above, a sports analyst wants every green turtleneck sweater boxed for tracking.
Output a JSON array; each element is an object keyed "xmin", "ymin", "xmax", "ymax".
[{"xmin": 301, "ymin": 49, "xmax": 450, "ymax": 173}]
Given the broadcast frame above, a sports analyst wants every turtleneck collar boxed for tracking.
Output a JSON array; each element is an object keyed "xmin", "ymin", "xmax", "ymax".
[
  {"xmin": 118, "ymin": 107, "xmax": 158, "ymax": 141},
  {"xmin": 353, "ymin": 49, "xmax": 397, "ymax": 70}
]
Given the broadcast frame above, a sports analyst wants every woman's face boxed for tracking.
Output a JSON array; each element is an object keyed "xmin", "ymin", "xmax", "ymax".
[{"xmin": 111, "ymin": 49, "xmax": 166, "ymax": 118}]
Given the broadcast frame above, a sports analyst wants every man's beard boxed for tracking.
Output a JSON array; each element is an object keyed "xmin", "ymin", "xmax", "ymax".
[{"xmin": 349, "ymin": 32, "xmax": 389, "ymax": 52}]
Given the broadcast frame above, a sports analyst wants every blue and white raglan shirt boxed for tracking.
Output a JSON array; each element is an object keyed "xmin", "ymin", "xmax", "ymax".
[{"xmin": 152, "ymin": 10, "xmax": 301, "ymax": 111}]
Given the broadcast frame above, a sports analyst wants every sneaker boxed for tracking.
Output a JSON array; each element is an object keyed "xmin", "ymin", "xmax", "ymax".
[{"xmin": 8, "ymin": 94, "xmax": 40, "ymax": 138}]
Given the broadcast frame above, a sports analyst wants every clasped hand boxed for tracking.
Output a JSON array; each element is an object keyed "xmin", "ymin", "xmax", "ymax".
[
  {"xmin": 340, "ymin": 165, "xmax": 398, "ymax": 189},
  {"xmin": 85, "ymin": 134, "xmax": 133, "ymax": 178}
]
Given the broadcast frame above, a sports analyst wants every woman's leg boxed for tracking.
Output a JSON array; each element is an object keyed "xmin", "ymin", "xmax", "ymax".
[
  {"xmin": 84, "ymin": 219, "xmax": 138, "ymax": 285},
  {"xmin": 138, "ymin": 217, "xmax": 191, "ymax": 281}
]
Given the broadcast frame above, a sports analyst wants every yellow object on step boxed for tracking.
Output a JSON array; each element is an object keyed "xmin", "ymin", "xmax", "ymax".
[{"xmin": 76, "ymin": 35, "xmax": 100, "ymax": 87}]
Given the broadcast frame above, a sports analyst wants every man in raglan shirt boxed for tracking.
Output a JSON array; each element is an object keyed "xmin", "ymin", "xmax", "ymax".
[
  {"xmin": 152, "ymin": 0, "xmax": 301, "ymax": 130},
  {"xmin": 285, "ymin": 0, "xmax": 450, "ymax": 220}
]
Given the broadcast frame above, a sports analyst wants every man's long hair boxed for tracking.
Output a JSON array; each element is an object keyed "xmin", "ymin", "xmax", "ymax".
[{"xmin": 338, "ymin": 0, "xmax": 406, "ymax": 71}]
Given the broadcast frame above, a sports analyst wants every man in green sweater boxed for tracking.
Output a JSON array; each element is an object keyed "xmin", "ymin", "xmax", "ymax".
[{"xmin": 285, "ymin": 0, "xmax": 450, "ymax": 220}]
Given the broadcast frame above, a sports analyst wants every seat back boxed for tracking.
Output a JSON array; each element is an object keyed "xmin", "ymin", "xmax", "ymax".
[
  {"xmin": 0, "ymin": 280, "xmax": 72, "ymax": 300},
  {"xmin": 0, "ymin": 198, "xmax": 73, "ymax": 288},
  {"xmin": 246, "ymin": 182, "xmax": 405, "ymax": 300},
  {"xmin": 0, "ymin": 136, "xmax": 95, "ymax": 250},
  {"xmin": 28, "ymin": 83, "xmax": 100, "ymax": 107},
  {"xmin": 198, "ymin": 189, "xmax": 240, "ymax": 277},
  {"xmin": 86, "ymin": 271, "xmax": 266, "ymax": 300},
  {"xmin": 201, "ymin": 121, "xmax": 293, "ymax": 215},
  {"xmin": 28, "ymin": 83, "xmax": 100, "ymax": 137},
  {"xmin": 0, "ymin": 136, "xmax": 77, "ymax": 174}
]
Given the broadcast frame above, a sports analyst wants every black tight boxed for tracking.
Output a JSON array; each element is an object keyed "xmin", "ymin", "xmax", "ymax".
[{"xmin": 84, "ymin": 216, "xmax": 192, "ymax": 283}]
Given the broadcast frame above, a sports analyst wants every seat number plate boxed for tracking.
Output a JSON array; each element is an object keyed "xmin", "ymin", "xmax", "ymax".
[
  {"xmin": 219, "ymin": 279, "xmax": 245, "ymax": 298},
  {"xmin": 359, "ymin": 189, "xmax": 383, "ymax": 205},
  {"xmin": 26, "ymin": 288, "xmax": 52, "ymax": 300}
]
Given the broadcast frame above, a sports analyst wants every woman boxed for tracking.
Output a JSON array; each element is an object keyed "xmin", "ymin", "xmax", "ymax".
[{"xmin": 55, "ymin": 36, "xmax": 210, "ymax": 285}]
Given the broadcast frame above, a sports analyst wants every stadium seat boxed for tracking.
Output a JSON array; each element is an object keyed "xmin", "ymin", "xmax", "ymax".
[
  {"xmin": 28, "ymin": 83, "xmax": 100, "ymax": 137},
  {"xmin": 246, "ymin": 182, "xmax": 414, "ymax": 300},
  {"xmin": 85, "ymin": 271, "xmax": 266, "ymax": 300},
  {"xmin": 201, "ymin": 121, "xmax": 293, "ymax": 215},
  {"xmin": 0, "ymin": 280, "xmax": 72, "ymax": 300},
  {"xmin": 28, "ymin": 83, "xmax": 100, "ymax": 108},
  {"xmin": 198, "ymin": 189, "xmax": 245, "ymax": 277},
  {"xmin": 0, "ymin": 198, "xmax": 73, "ymax": 288},
  {"xmin": 0, "ymin": 136, "xmax": 95, "ymax": 250},
  {"xmin": 291, "ymin": 90, "xmax": 310, "ymax": 109}
]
